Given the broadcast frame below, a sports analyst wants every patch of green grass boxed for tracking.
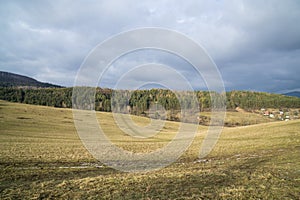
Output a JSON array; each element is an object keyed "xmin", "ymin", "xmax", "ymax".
[{"xmin": 0, "ymin": 100, "xmax": 299, "ymax": 199}]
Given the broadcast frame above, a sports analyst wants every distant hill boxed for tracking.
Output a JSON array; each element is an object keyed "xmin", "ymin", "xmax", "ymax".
[
  {"xmin": 0, "ymin": 71, "xmax": 62, "ymax": 88},
  {"xmin": 283, "ymin": 91, "xmax": 300, "ymax": 98}
]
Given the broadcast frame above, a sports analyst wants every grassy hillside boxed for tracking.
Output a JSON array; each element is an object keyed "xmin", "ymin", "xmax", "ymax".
[
  {"xmin": 199, "ymin": 110, "xmax": 277, "ymax": 127},
  {"xmin": 0, "ymin": 100, "xmax": 299, "ymax": 199}
]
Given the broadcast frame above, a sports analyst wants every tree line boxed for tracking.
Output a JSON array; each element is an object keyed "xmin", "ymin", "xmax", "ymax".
[{"xmin": 1, "ymin": 87, "xmax": 300, "ymax": 119}]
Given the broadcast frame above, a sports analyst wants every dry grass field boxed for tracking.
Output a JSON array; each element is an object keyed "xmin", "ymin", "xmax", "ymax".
[{"xmin": 0, "ymin": 100, "xmax": 299, "ymax": 199}]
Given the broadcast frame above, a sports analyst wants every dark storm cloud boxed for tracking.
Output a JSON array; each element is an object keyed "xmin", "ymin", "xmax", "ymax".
[{"xmin": 0, "ymin": 0, "xmax": 299, "ymax": 92}]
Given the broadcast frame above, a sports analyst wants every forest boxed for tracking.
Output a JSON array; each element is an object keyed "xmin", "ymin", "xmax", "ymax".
[{"xmin": 1, "ymin": 87, "xmax": 300, "ymax": 122}]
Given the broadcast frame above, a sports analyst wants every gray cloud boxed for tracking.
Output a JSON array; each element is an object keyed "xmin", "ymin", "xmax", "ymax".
[
  {"xmin": 0, "ymin": 0, "xmax": 299, "ymax": 92},
  {"xmin": 100, "ymin": 49, "xmax": 206, "ymax": 90}
]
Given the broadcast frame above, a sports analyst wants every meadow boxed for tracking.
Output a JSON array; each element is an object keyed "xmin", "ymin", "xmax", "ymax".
[{"xmin": 0, "ymin": 100, "xmax": 299, "ymax": 199}]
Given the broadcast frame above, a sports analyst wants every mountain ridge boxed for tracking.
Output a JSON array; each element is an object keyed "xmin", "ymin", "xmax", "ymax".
[
  {"xmin": 283, "ymin": 91, "xmax": 300, "ymax": 98},
  {"xmin": 0, "ymin": 71, "xmax": 63, "ymax": 88}
]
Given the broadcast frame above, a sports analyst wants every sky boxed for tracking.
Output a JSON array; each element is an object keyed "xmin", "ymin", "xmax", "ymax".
[{"xmin": 0, "ymin": 0, "xmax": 300, "ymax": 93}]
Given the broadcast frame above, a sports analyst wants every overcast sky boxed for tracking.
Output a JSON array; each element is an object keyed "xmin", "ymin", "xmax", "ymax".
[{"xmin": 0, "ymin": 0, "xmax": 300, "ymax": 93}]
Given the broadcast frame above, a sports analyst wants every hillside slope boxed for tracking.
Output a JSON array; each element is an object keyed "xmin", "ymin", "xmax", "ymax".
[
  {"xmin": 0, "ymin": 71, "xmax": 62, "ymax": 88},
  {"xmin": 0, "ymin": 100, "xmax": 299, "ymax": 199}
]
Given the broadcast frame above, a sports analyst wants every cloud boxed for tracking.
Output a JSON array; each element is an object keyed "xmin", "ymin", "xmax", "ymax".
[
  {"xmin": 97, "ymin": 49, "xmax": 208, "ymax": 91},
  {"xmin": 0, "ymin": 0, "xmax": 299, "ymax": 92}
]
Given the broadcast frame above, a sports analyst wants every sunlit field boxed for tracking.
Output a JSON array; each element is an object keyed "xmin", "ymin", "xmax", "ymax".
[{"xmin": 0, "ymin": 100, "xmax": 299, "ymax": 199}]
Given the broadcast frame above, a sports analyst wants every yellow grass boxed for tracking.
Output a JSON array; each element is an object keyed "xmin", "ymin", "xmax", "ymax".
[{"xmin": 0, "ymin": 100, "xmax": 299, "ymax": 199}]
